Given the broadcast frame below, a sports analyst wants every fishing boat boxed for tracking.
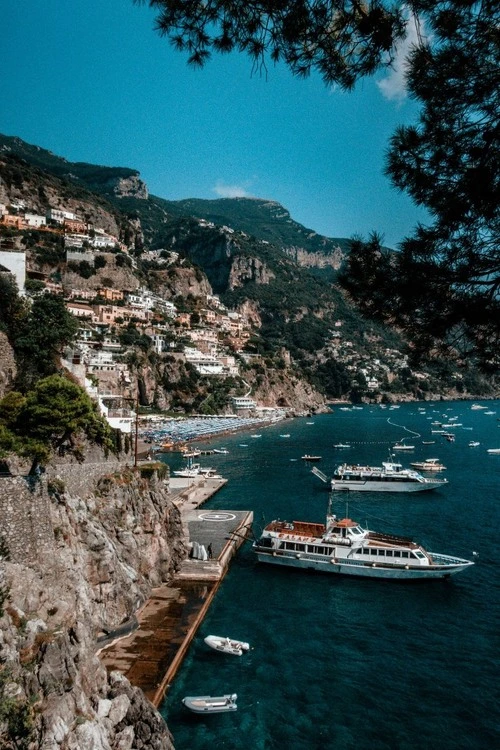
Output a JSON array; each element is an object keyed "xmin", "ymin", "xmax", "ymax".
[
  {"xmin": 410, "ymin": 458, "xmax": 446, "ymax": 472},
  {"xmin": 328, "ymin": 457, "xmax": 447, "ymax": 492},
  {"xmin": 301, "ymin": 454, "xmax": 322, "ymax": 462},
  {"xmin": 392, "ymin": 441, "xmax": 415, "ymax": 451},
  {"xmin": 253, "ymin": 497, "xmax": 474, "ymax": 580},
  {"xmin": 204, "ymin": 635, "xmax": 250, "ymax": 656},
  {"xmin": 182, "ymin": 693, "xmax": 237, "ymax": 714}
]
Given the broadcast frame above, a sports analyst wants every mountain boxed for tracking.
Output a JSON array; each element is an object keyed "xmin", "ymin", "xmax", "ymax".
[
  {"xmin": 0, "ymin": 134, "xmax": 349, "ymax": 276},
  {"xmin": 1, "ymin": 133, "xmax": 495, "ymax": 405},
  {"xmin": 0, "ymin": 133, "xmax": 148, "ymax": 199}
]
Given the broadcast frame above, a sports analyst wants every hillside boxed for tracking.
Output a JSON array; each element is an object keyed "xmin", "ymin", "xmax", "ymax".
[{"xmin": 1, "ymin": 133, "xmax": 496, "ymax": 407}]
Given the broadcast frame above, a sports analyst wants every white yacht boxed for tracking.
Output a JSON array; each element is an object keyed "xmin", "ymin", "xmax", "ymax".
[
  {"xmin": 329, "ymin": 458, "xmax": 447, "ymax": 492},
  {"xmin": 410, "ymin": 458, "xmax": 446, "ymax": 472},
  {"xmin": 253, "ymin": 499, "xmax": 473, "ymax": 580}
]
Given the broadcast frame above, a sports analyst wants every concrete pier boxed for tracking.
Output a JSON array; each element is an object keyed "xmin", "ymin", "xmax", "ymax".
[{"xmin": 99, "ymin": 473, "xmax": 253, "ymax": 706}]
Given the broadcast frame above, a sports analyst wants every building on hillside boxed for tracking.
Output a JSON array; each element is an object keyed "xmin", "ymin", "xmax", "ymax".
[
  {"xmin": 66, "ymin": 302, "xmax": 93, "ymax": 319},
  {"xmin": 91, "ymin": 234, "xmax": 117, "ymax": 249},
  {"xmin": 0, "ymin": 214, "xmax": 25, "ymax": 229},
  {"xmin": 231, "ymin": 396, "xmax": 257, "ymax": 411},
  {"xmin": 184, "ymin": 346, "xmax": 224, "ymax": 375},
  {"xmin": 219, "ymin": 355, "xmax": 240, "ymax": 376},
  {"xmin": 44, "ymin": 280, "xmax": 64, "ymax": 295},
  {"xmin": 65, "ymin": 234, "xmax": 86, "ymax": 248},
  {"xmin": 47, "ymin": 208, "xmax": 77, "ymax": 223},
  {"xmin": 70, "ymin": 289, "xmax": 96, "ymax": 301},
  {"xmin": 24, "ymin": 213, "xmax": 47, "ymax": 228},
  {"xmin": 64, "ymin": 218, "xmax": 89, "ymax": 234},
  {"xmin": 98, "ymin": 394, "xmax": 135, "ymax": 434},
  {"xmin": 97, "ymin": 287, "xmax": 123, "ymax": 302}
]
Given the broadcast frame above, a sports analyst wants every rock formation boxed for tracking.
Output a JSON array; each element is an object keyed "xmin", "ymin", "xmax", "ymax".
[{"xmin": 0, "ymin": 452, "xmax": 184, "ymax": 749}]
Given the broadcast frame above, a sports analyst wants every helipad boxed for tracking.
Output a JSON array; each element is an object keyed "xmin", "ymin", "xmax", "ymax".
[{"xmin": 198, "ymin": 511, "xmax": 236, "ymax": 522}]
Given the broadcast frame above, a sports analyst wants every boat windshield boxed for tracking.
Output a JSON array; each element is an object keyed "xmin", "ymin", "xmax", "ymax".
[{"xmin": 349, "ymin": 526, "xmax": 364, "ymax": 536}]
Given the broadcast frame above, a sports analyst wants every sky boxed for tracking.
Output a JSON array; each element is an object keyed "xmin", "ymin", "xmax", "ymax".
[{"xmin": 2, "ymin": 0, "xmax": 430, "ymax": 248}]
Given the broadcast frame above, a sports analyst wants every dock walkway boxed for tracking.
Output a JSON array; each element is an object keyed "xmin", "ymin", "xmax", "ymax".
[{"xmin": 99, "ymin": 473, "xmax": 253, "ymax": 706}]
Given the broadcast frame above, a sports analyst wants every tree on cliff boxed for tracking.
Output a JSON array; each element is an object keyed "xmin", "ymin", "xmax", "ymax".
[
  {"xmin": 0, "ymin": 284, "xmax": 78, "ymax": 388},
  {"xmin": 14, "ymin": 295, "xmax": 78, "ymax": 389},
  {"xmin": 138, "ymin": 0, "xmax": 500, "ymax": 372},
  {"xmin": 0, "ymin": 375, "xmax": 113, "ymax": 474}
]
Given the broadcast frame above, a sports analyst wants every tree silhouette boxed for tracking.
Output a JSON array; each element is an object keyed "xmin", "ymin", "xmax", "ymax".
[{"xmin": 139, "ymin": 0, "xmax": 499, "ymax": 372}]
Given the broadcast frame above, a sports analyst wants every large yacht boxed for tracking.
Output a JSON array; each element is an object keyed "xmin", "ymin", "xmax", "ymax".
[
  {"xmin": 329, "ymin": 458, "xmax": 448, "ymax": 492},
  {"xmin": 252, "ymin": 499, "xmax": 473, "ymax": 580}
]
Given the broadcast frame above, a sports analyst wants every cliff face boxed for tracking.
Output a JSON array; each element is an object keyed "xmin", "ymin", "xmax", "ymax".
[
  {"xmin": 0, "ymin": 331, "xmax": 16, "ymax": 399},
  {"xmin": 0, "ymin": 458, "xmax": 184, "ymax": 749}
]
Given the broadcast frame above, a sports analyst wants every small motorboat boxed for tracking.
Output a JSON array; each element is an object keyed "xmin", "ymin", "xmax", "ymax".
[
  {"xmin": 204, "ymin": 635, "xmax": 250, "ymax": 656},
  {"xmin": 301, "ymin": 454, "xmax": 322, "ymax": 462},
  {"xmin": 182, "ymin": 693, "xmax": 237, "ymax": 714},
  {"xmin": 333, "ymin": 443, "xmax": 351, "ymax": 449},
  {"xmin": 469, "ymin": 441, "xmax": 480, "ymax": 447},
  {"xmin": 392, "ymin": 442, "xmax": 415, "ymax": 451},
  {"xmin": 410, "ymin": 458, "xmax": 446, "ymax": 472}
]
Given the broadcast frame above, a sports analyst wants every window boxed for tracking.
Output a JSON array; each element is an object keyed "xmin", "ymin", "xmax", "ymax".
[
  {"xmin": 393, "ymin": 551, "xmax": 401, "ymax": 557},
  {"xmin": 401, "ymin": 551, "xmax": 409, "ymax": 558}
]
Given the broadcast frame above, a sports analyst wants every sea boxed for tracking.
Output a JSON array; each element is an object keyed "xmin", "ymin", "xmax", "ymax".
[{"xmin": 160, "ymin": 400, "xmax": 500, "ymax": 750}]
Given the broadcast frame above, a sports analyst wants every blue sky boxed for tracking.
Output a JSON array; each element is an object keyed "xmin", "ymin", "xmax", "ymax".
[{"xmin": 2, "ymin": 0, "xmax": 429, "ymax": 247}]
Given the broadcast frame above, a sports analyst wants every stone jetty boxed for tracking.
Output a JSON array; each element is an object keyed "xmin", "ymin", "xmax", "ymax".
[{"xmin": 99, "ymin": 472, "xmax": 253, "ymax": 707}]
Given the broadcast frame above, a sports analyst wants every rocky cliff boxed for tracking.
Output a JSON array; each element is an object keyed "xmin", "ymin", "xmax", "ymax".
[{"xmin": 0, "ymin": 454, "xmax": 185, "ymax": 749}]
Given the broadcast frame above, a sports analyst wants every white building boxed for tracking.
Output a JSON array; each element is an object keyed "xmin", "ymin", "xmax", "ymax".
[
  {"xmin": 0, "ymin": 250, "xmax": 26, "ymax": 293},
  {"xmin": 24, "ymin": 213, "xmax": 47, "ymax": 228},
  {"xmin": 47, "ymin": 207, "xmax": 76, "ymax": 223},
  {"xmin": 231, "ymin": 396, "xmax": 257, "ymax": 410}
]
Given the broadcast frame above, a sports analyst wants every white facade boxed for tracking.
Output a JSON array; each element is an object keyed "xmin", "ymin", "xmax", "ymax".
[
  {"xmin": 232, "ymin": 396, "xmax": 257, "ymax": 410},
  {"xmin": 24, "ymin": 213, "xmax": 47, "ymax": 228},
  {"xmin": 0, "ymin": 250, "xmax": 26, "ymax": 293},
  {"xmin": 47, "ymin": 207, "xmax": 76, "ymax": 223}
]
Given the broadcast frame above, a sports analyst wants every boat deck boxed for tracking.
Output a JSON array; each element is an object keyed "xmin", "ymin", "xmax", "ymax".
[{"xmin": 267, "ymin": 520, "xmax": 326, "ymax": 538}]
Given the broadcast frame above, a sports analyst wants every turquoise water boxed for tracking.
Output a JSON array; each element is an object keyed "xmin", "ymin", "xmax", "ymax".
[{"xmin": 161, "ymin": 401, "xmax": 500, "ymax": 749}]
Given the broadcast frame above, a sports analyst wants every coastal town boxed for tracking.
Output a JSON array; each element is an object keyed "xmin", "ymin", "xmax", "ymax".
[{"xmin": 0, "ymin": 196, "xmax": 459, "ymax": 445}]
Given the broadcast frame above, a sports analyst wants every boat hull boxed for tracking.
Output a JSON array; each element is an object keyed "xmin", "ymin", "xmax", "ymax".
[
  {"xmin": 330, "ymin": 479, "xmax": 445, "ymax": 492},
  {"xmin": 182, "ymin": 694, "xmax": 237, "ymax": 713},
  {"xmin": 254, "ymin": 549, "xmax": 472, "ymax": 579},
  {"xmin": 204, "ymin": 635, "xmax": 250, "ymax": 656}
]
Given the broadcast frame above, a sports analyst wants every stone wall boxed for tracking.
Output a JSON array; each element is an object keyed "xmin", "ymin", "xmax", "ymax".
[
  {"xmin": 0, "ymin": 330, "xmax": 16, "ymax": 398},
  {"xmin": 0, "ymin": 476, "xmax": 55, "ymax": 566}
]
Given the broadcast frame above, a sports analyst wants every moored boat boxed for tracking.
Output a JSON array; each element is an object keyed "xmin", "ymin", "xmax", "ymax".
[
  {"xmin": 252, "ymin": 498, "xmax": 474, "ymax": 580},
  {"xmin": 392, "ymin": 441, "xmax": 415, "ymax": 451},
  {"xmin": 410, "ymin": 458, "xmax": 446, "ymax": 472},
  {"xmin": 329, "ymin": 458, "xmax": 447, "ymax": 492},
  {"xmin": 204, "ymin": 635, "xmax": 250, "ymax": 656},
  {"xmin": 182, "ymin": 693, "xmax": 237, "ymax": 714}
]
